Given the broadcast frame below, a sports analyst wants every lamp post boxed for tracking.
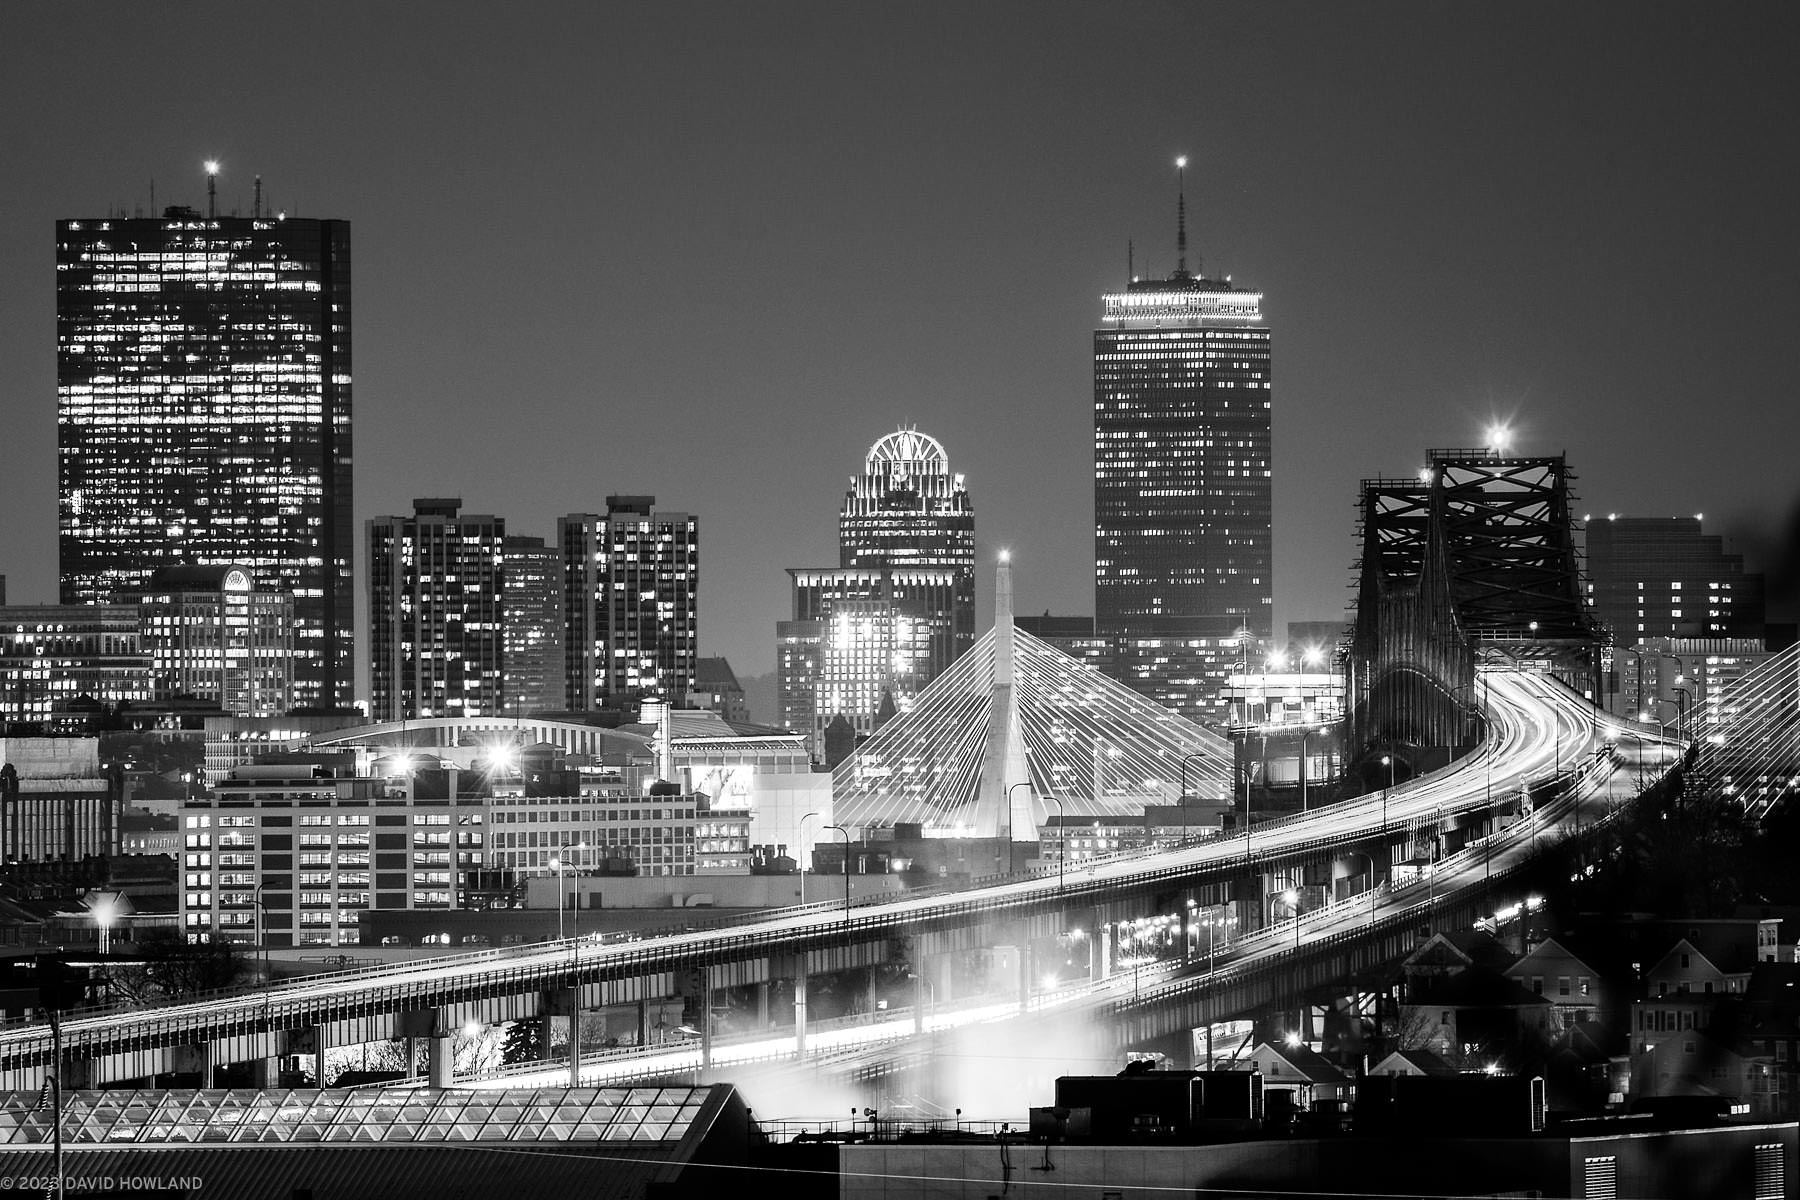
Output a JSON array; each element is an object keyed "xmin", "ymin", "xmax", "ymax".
[
  {"xmin": 550, "ymin": 841, "xmax": 589, "ymax": 1089},
  {"xmin": 826, "ymin": 824, "xmax": 851, "ymax": 922},
  {"xmin": 1050, "ymin": 795, "xmax": 1067, "ymax": 895},
  {"xmin": 1673, "ymin": 686, "xmax": 1692, "ymax": 739},
  {"xmin": 1178, "ymin": 753, "xmax": 1207, "ymax": 844},
  {"xmin": 252, "ymin": 881, "xmax": 269, "ymax": 981},
  {"xmin": 1380, "ymin": 754, "xmax": 1394, "ymax": 884},
  {"xmin": 1005, "ymin": 782, "xmax": 1034, "ymax": 873},
  {"xmin": 798, "ymin": 811, "xmax": 820, "ymax": 905},
  {"xmin": 548, "ymin": 841, "xmax": 589, "ymax": 942}
]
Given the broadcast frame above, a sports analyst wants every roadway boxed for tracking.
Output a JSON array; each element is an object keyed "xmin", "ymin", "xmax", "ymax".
[
  {"xmin": 472, "ymin": 687, "xmax": 1674, "ymax": 1099},
  {"xmin": 0, "ymin": 668, "xmax": 1681, "ymax": 1083}
]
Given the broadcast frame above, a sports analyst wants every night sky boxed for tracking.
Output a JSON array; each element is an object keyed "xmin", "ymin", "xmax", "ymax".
[{"xmin": 4, "ymin": 3, "xmax": 1798, "ymax": 696}]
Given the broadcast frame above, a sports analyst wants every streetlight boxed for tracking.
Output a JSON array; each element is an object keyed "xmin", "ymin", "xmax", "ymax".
[
  {"xmin": 1380, "ymin": 751, "xmax": 1394, "ymax": 845},
  {"xmin": 252, "ymin": 881, "xmax": 270, "ymax": 981},
  {"xmin": 548, "ymin": 842, "xmax": 589, "ymax": 942},
  {"xmin": 548, "ymin": 840, "xmax": 589, "ymax": 1090},
  {"xmin": 798, "ymin": 811, "xmax": 820, "ymax": 905},
  {"xmin": 826, "ymin": 824, "xmax": 851, "ymax": 922},
  {"xmin": 1050, "ymin": 795, "xmax": 1067, "ymax": 895},
  {"xmin": 1178, "ymin": 753, "xmax": 1208, "ymax": 844},
  {"xmin": 1005, "ymin": 782, "xmax": 1034, "ymax": 874},
  {"xmin": 1673, "ymin": 686, "xmax": 1692, "ymax": 738},
  {"xmin": 1298, "ymin": 727, "xmax": 1326, "ymax": 813}
]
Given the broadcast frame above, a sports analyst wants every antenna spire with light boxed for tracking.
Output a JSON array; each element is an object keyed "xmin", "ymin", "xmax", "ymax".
[
  {"xmin": 1127, "ymin": 238, "xmax": 1134, "ymax": 283},
  {"xmin": 1175, "ymin": 156, "xmax": 1189, "ymax": 277},
  {"xmin": 253, "ymin": 175, "xmax": 263, "ymax": 220},
  {"xmin": 204, "ymin": 160, "xmax": 220, "ymax": 219}
]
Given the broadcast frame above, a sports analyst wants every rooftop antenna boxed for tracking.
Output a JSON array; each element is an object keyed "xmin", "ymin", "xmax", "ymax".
[
  {"xmin": 253, "ymin": 175, "xmax": 263, "ymax": 220},
  {"xmin": 204, "ymin": 160, "xmax": 220, "ymax": 219},
  {"xmin": 1175, "ymin": 155, "xmax": 1190, "ymax": 277},
  {"xmin": 1127, "ymin": 238, "xmax": 1135, "ymax": 284}
]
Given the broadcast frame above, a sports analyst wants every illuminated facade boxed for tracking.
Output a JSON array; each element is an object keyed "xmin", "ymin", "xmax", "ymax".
[
  {"xmin": 501, "ymin": 534, "xmax": 563, "ymax": 717},
  {"xmin": 57, "ymin": 210, "xmax": 353, "ymax": 711},
  {"xmin": 124, "ymin": 566, "xmax": 294, "ymax": 716},
  {"xmin": 1094, "ymin": 189, "xmax": 1271, "ymax": 720},
  {"xmin": 366, "ymin": 500, "xmax": 505, "ymax": 723},
  {"xmin": 0, "ymin": 604, "xmax": 152, "ymax": 726},
  {"xmin": 779, "ymin": 432, "xmax": 976, "ymax": 754},
  {"xmin": 839, "ymin": 429, "xmax": 975, "ymax": 576},
  {"xmin": 560, "ymin": 497, "xmax": 699, "ymax": 709},
  {"xmin": 183, "ymin": 766, "xmax": 487, "ymax": 947}
]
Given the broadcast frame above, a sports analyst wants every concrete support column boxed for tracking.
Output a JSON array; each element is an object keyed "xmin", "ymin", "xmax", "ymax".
[
  {"xmin": 404, "ymin": 1037, "xmax": 418, "ymax": 1078},
  {"xmin": 698, "ymin": 971, "xmax": 714, "ymax": 1073},
  {"xmin": 248, "ymin": 1056, "xmax": 282, "ymax": 1088},
  {"xmin": 567, "ymin": 985, "xmax": 582, "ymax": 1087},
  {"xmin": 427, "ymin": 1033, "xmax": 454, "ymax": 1088},
  {"xmin": 793, "ymin": 972, "xmax": 809, "ymax": 1054},
  {"xmin": 540, "ymin": 1014, "xmax": 557, "ymax": 1061},
  {"xmin": 310, "ymin": 1024, "xmax": 333, "ymax": 1087},
  {"xmin": 1180, "ymin": 903, "xmax": 1192, "ymax": 963},
  {"xmin": 172, "ymin": 1042, "xmax": 211, "ymax": 1087},
  {"xmin": 913, "ymin": 967, "xmax": 926, "ymax": 1035},
  {"xmin": 754, "ymin": 981, "xmax": 771, "ymax": 1027},
  {"xmin": 1092, "ymin": 923, "xmax": 1113, "ymax": 983},
  {"xmin": 932, "ymin": 952, "xmax": 955, "ymax": 1005}
]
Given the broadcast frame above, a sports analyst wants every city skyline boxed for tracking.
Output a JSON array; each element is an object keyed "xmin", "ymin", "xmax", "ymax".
[{"xmin": 3, "ymin": 4, "xmax": 1798, "ymax": 692}]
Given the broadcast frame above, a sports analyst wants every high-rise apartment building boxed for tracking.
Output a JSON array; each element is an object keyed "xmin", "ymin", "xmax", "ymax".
[
  {"xmin": 125, "ymin": 566, "xmax": 294, "ymax": 716},
  {"xmin": 366, "ymin": 500, "xmax": 505, "ymax": 722},
  {"xmin": 1094, "ymin": 166, "xmax": 1271, "ymax": 720},
  {"xmin": 501, "ymin": 535, "xmax": 563, "ymax": 718},
  {"xmin": 1585, "ymin": 516, "xmax": 1768, "ymax": 716},
  {"xmin": 560, "ymin": 497, "xmax": 699, "ymax": 709},
  {"xmin": 779, "ymin": 431, "xmax": 975, "ymax": 753},
  {"xmin": 57, "ymin": 201, "xmax": 353, "ymax": 710}
]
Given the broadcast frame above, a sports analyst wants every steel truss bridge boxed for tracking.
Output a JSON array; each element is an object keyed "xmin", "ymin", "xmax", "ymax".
[{"xmin": 0, "ymin": 669, "xmax": 1676, "ymax": 1091}]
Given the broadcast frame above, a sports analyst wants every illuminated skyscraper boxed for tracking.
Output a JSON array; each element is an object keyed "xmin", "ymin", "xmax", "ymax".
[
  {"xmin": 1094, "ymin": 163, "xmax": 1271, "ymax": 721},
  {"xmin": 779, "ymin": 430, "xmax": 975, "ymax": 754},
  {"xmin": 57, "ymin": 199, "xmax": 353, "ymax": 710},
  {"xmin": 501, "ymin": 534, "xmax": 564, "ymax": 718},
  {"xmin": 367, "ymin": 499, "xmax": 505, "ymax": 722},
  {"xmin": 560, "ymin": 497, "xmax": 699, "ymax": 709}
]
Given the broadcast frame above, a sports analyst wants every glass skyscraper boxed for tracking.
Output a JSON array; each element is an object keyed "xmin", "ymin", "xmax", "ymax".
[
  {"xmin": 1094, "ymin": 185, "xmax": 1271, "ymax": 721},
  {"xmin": 57, "ymin": 208, "xmax": 353, "ymax": 711},
  {"xmin": 779, "ymin": 430, "xmax": 975, "ymax": 755}
]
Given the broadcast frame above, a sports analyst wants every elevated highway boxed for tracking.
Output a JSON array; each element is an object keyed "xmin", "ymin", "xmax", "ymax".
[{"xmin": 0, "ymin": 670, "xmax": 1679, "ymax": 1089}]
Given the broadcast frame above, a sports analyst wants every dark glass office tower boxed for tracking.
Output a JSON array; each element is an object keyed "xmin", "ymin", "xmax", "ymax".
[
  {"xmin": 57, "ymin": 206, "xmax": 353, "ymax": 711},
  {"xmin": 1094, "ymin": 169, "xmax": 1271, "ymax": 719}
]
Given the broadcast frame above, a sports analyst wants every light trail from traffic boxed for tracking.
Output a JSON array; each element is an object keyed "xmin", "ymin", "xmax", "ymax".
[{"xmin": 0, "ymin": 668, "xmax": 1683, "ymax": 1080}]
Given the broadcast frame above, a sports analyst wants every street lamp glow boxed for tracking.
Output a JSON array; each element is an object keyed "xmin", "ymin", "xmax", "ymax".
[{"xmin": 204, "ymin": 160, "xmax": 220, "ymax": 176}]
